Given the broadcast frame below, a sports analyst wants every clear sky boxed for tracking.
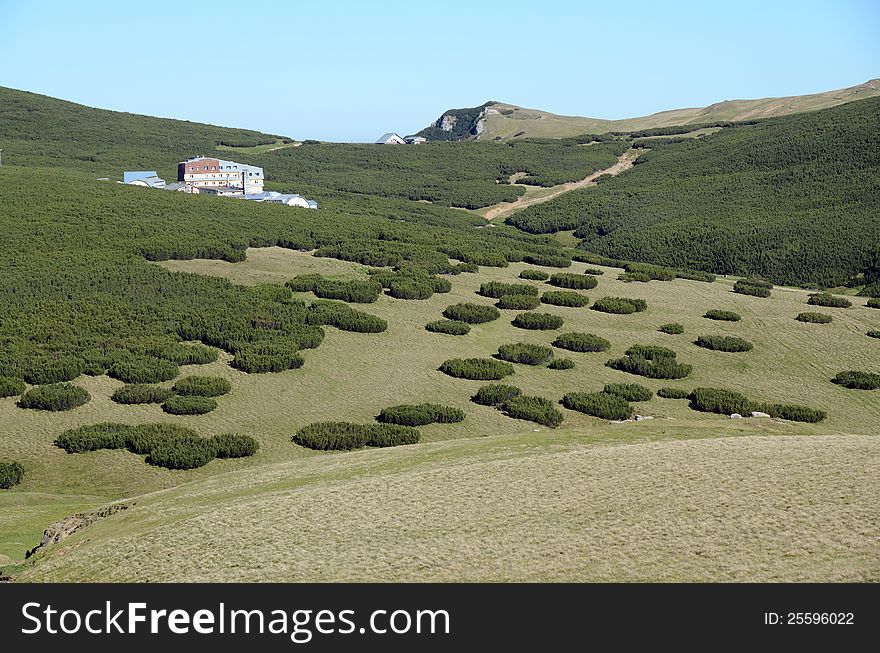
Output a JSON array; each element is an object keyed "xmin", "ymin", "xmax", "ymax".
[{"xmin": 1, "ymin": 0, "xmax": 878, "ymax": 141}]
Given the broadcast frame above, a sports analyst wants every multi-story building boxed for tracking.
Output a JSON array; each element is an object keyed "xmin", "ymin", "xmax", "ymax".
[{"xmin": 177, "ymin": 156, "xmax": 264, "ymax": 195}]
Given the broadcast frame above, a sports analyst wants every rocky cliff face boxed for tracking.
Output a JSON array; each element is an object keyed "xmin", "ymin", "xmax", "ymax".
[{"xmin": 414, "ymin": 102, "xmax": 495, "ymax": 141}]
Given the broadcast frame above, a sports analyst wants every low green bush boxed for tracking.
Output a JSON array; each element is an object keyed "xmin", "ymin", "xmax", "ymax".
[
  {"xmin": 172, "ymin": 376, "xmax": 232, "ymax": 397},
  {"xmin": 591, "ymin": 297, "xmax": 647, "ymax": 314},
  {"xmin": 519, "ymin": 269, "xmax": 550, "ymax": 281},
  {"xmin": 109, "ymin": 355, "xmax": 179, "ymax": 384},
  {"xmin": 0, "ymin": 461, "xmax": 25, "ymax": 489},
  {"xmin": 111, "ymin": 384, "xmax": 172, "ymax": 404},
  {"xmin": 479, "ymin": 281, "xmax": 540, "ymax": 299},
  {"xmin": 443, "ymin": 302, "xmax": 501, "ymax": 324},
  {"xmin": 541, "ymin": 291, "xmax": 590, "ymax": 307},
  {"xmin": 431, "ymin": 277, "xmax": 453, "ymax": 293},
  {"xmin": 688, "ymin": 387, "xmax": 754, "ymax": 415},
  {"xmin": 760, "ymin": 403, "xmax": 826, "ymax": 423},
  {"xmin": 377, "ymin": 403, "xmax": 465, "ymax": 426},
  {"xmin": 547, "ymin": 273, "xmax": 597, "ymax": 290},
  {"xmin": 657, "ymin": 387, "xmax": 689, "ymax": 399},
  {"xmin": 231, "ymin": 342, "xmax": 304, "ymax": 373},
  {"xmin": 547, "ymin": 358, "xmax": 575, "ymax": 370},
  {"xmin": 703, "ymin": 310, "xmax": 741, "ymax": 322},
  {"xmin": 19, "ymin": 383, "xmax": 91, "ymax": 411},
  {"xmin": 211, "ymin": 433, "xmax": 260, "ymax": 458},
  {"xmin": 364, "ymin": 424, "xmax": 421, "ymax": 447},
  {"xmin": 733, "ymin": 278, "xmax": 772, "ymax": 298},
  {"xmin": 603, "ymin": 383, "xmax": 652, "ymax": 402},
  {"xmin": 306, "ymin": 301, "xmax": 387, "ymax": 333},
  {"xmin": 471, "ymin": 384, "xmax": 522, "ymax": 406},
  {"xmin": 22, "ymin": 356, "xmax": 84, "ymax": 385},
  {"xmin": 54, "ymin": 422, "xmax": 130, "ymax": 453},
  {"xmin": 501, "ymin": 395, "xmax": 564, "ymax": 427},
  {"xmin": 561, "ymin": 392, "xmax": 632, "ymax": 420},
  {"xmin": 496, "ymin": 343, "xmax": 554, "ymax": 365},
  {"xmin": 624, "ymin": 262, "xmax": 677, "ymax": 282},
  {"xmin": 0, "ymin": 376, "xmax": 26, "ymax": 398},
  {"xmin": 512, "ymin": 312, "xmax": 564, "ymax": 330},
  {"xmin": 867, "ymin": 298, "xmax": 880, "ymax": 309},
  {"xmin": 618, "ymin": 271, "xmax": 652, "ymax": 283},
  {"xmin": 387, "ymin": 277, "xmax": 434, "ymax": 300},
  {"xmin": 606, "ymin": 346, "xmax": 692, "ymax": 380},
  {"xmin": 831, "ymin": 370, "xmax": 880, "ymax": 390},
  {"xmin": 287, "ymin": 276, "xmax": 382, "ymax": 303},
  {"xmin": 147, "ymin": 342, "xmax": 219, "ymax": 365},
  {"xmin": 497, "ymin": 294, "xmax": 542, "ymax": 310},
  {"xmin": 523, "ymin": 253, "xmax": 571, "ymax": 268},
  {"xmin": 552, "ymin": 332, "xmax": 610, "ymax": 352},
  {"xmin": 868, "ymin": 330, "xmax": 880, "ymax": 339},
  {"xmin": 582, "ymin": 268, "xmax": 604, "ymax": 276},
  {"xmin": 796, "ymin": 312, "xmax": 832, "ymax": 324},
  {"xmin": 425, "ymin": 319, "xmax": 471, "ymax": 335},
  {"xmin": 659, "ymin": 323, "xmax": 684, "ymax": 335},
  {"xmin": 807, "ymin": 292, "xmax": 851, "ymax": 308},
  {"xmin": 695, "ymin": 335, "xmax": 754, "ymax": 352},
  {"xmin": 162, "ymin": 396, "xmax": 218, "ymax": 415},
  {"xmin": 292, "ymin": 422, "xmax": 420, "ymax": 450},
  {"xmin": 439, "ymin": 358, "xmax": 514, "ymax": 380},
  {"xmin": 147, "ymin": 435, "xmax": 217, "ymax": 470}
]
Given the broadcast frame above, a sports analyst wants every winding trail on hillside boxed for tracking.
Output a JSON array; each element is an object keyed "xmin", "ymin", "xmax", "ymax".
[{"xmin": 482, "ymin": 148, "xmax": 641, "ymax": 222}]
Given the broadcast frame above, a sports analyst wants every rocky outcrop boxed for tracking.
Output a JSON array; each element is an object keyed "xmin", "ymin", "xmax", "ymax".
[
  {"xmin": 438, "ymin": 114, "xmax": 457, "ymax": 132},
  {"xmin": 26, "ymin": 503, "xmax": 129, "ymax": 558}
]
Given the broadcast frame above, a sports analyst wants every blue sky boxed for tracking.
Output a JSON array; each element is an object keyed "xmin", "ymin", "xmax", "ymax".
[{"xmin": 1, "ymin": 0, "xmax": 878, "ymax": 141}]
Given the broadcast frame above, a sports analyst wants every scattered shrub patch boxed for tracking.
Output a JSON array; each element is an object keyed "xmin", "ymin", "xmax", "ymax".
[
  {"xmin": 431, "ymin": 277, "xmax": 452, "ymax": 293},
  {"xmin": 796, "ymin": 312, "xmax": 832, "ymax": 324},
  {"xmin": 377, "ymin": 403, "xmax": 465, "ymax": 426},
  {"xmin": 868, "ymin": 330, "xmax": 880, "ymax": 339},
  {"xmin": 501, "ymin": 395, "xmax": 563, "ymax": 427},
  {"xmin": 147, "ymin": 435, "xmax": 217, "ymax": 470},
  {"xmin": 547, "ymin": 273, "xmax": 597, "ymax": 290},
  {"xmin": 0, "ymin": 376, "xmax": 25, "ymax": 398},
  {"xmin": 547, "ymin": 358, "xmax": 575, "ymax": 370},
  {"xmin": 472, "ymin": 384, "xmax": 522, "ymax": 406},
  {"xmin": 703, "ymin": 310, "xmax": 741, "ymax": 322},
  {"xmin": 606, "ymin": 345, "xmax": 692, "ymax": 380},
  {"xmin": 439, "ymin": 358, "xmax": 514, "ymax": 380},
  {"xmin": 293, "ymin": 422, "xmax": 420, "ymax": 450},
  {"xmin": 552, "ymin": 332, "xmax": 610, "ymax": 352},
  {"xmin": 172, "ymin": 376, "xmax": 232, "ymax": 397},
  {"xmin": 443, "ymin": 302, "xmax": 501, "ymax": 324},
  {"xmin": 307, "ymin": 301, "xmax": 387, "ymax": 333},
  {"xmin": 762, "ymin": 403, "xmax": 827, "ymax": 423},
  {"xmin": 618, "ymin": 271, "xmax": 652, "ymax": 283},
  {"xmin": 582, "ymin": 268, "xmax": 604, "ymax": 276},
  {"xmin": 541, "ymin": 291, "xmax": 590, "ymax": 307},
  {"xmin": 0, "ymin": 461, "xmax": 24, "ymax": 489},
  {"xmin": 497, "ymin": 294, "xmax": 541, "ymax": 310},
  {"xmin": 54, "ymin": 422, "xmax": 129, "ymax": 453},
  {"xmin": 211, "ymin": 433, "xmax": 260, "ymax": 458},
  {"xmin": 695, "ymin": 335, "xmax": 754, "ymax": 352},
  {"xmin": 657, "ymin": 387, "xmax": 689, "ymax": 399},
  {"xmin": 623, "ymin": 262, "xmax": 676, "ymax": 282},
  {"xmin": 523, "ymin": 253, "xmax": 571, "ymax": 268},
  {"xmin": 807, "ymin": 292, "xmax": 851, "ymax": 308},
  {"xmin": 519, "ymin": 269, "xmax": 549, "ymax": 281},
  {"xmin": 111, "ymin": 384, "xmax": 172, "ymax": 404},
  {"xmin": 591, "ymin": 297, "xmax": 647, "ymax": 314},
  {"xmin": 659, "ymin": 323, "xmax": 684, "ymax": 335},
  {"xmin": 603, "ymin": 383, "xmax": 653, "ymax": 402},
  {"xmin": 231, "ymin": 342, "xmax": 304, "ymax": 373},
  {"xmin": 479, "ymin": 281, "xmax": 540, "ymax": 299},
  {"xmin": 867, "ymin": 298, "xmax": 880, "ymax": 309},
  {"xmin": 162, "ymin": 395, "xmax": 218, "ymax": 415},
  {"xmin": 425, "ymin": 319, "xmax": 470, "ymax": 335},
  {"xmin": 733, "ymin": 278, "xmax": 772, "ymax": 298},
  {"xmin": 831, "ymin": 370, "xmax": 880, "ymax": 390},
  {"xmin": 364, "ymin": 424, "xmax": 422, "ymax": 447},
  {"xmin": 496, "ymin": 342, "xmax": 554, "ymax": 365},
  {"xmin": 688, "ymin": 387, "xmax": 754, "ymax": 416},
  {"xmin": 287, "ymin": 276, "xmax": 382, "ymax": 303},
  {"xmin": 19, "ymin": 383, "xmax": 90, "ymax": 411},
  {"xmin": 109, "ymin": 355, "xmax": 179, "ymax": 384},
  {"xmin": 561, "ymin": 392, "xmax": 632, "ymax": 420},
  {"xmin": 387, "ymin": 277, "xmax": 434, "ymax": 300},
  {"xmin": 147, "ymin": 342, "xmax": 219, "ymax": 365},
  {"xmin": 22, "ymin": 356, "xmax": 84, "ymax": 385},
  {"xmin": 511, "ymin": 312, "xmax": 564, "ymax": 330}
]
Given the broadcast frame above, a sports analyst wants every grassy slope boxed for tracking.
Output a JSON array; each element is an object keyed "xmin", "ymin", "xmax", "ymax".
[{"xmin": 481, "ymin": 79, "xmax": 880, "ymax": 140}]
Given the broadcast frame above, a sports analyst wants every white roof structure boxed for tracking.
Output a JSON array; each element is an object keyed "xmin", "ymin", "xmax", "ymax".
[{"xmin": 375, "ymin": 133, "xmax": 406, "ymax": 144}]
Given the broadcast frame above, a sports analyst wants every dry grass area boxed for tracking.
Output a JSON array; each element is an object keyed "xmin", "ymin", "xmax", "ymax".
[{"xmin": 19, "ymin": 432, "xmax": 879, "ymax": 582}]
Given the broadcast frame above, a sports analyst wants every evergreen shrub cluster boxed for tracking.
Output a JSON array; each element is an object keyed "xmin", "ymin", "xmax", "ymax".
[
  {"xmin": 547, "ymin": 358, "xmax": 575, "ymax": 370},
  {"xmin": 377, "ymin": 403, "xmax": 465, "ymax": 426},
  {"xmin": 703, "ymin": 310, "xmax": 741, "ymax": 322},
  {"xmin": 695, "ymin": 335, "xmax": 754, "ymax": 352},
  {"xmin": 807, "ymin": 293, "xmax": 851, "ymax": 308},
  {"xmin": 439, "ymin": 358, "xmax": 514, "ymax": 380},
  {"xmin": 603, "ymin": 383, "xmax": 653, "ymax": 402},
  {"xmin": 519, "ymin": 269, "xmax": 550, "ymax": 281},
  {"xmin": 19, "ymin": 383, "xmax": 91, "ymax": 411},
  {"xmin": 659, "ymin": 323, "xmax": 684, "ymax": 334},
  {"xmin": 111, "ymin": 384, "xmax": 172, "ymax": 404},
  {"xmin": 541, "ymin": 291, "xmax": 590, "ymax": 307},
  {"xmin": 561, "ymin": 392, "xmax": 632, "ymax": 420},
  {"xmin": 606, "ymin": 345, "xmax": 692, "ymax": 379},
  {"xmin": 552, "ymin": 332, "xmax": 610, "ymax": 352},
  {"xmin": 796, "ymin": 312, "xmax": 832, "ymax": 324},
  {"xmin": 479, "ymin": 282, "xmax": 540, "ymax": 299},
  {"xmin": 547, "ymin": 273, "xmax": 597, "ymax": 290},
  {"xmin": 591, "ymin": 297, "xmax": 647, "ymax": 314},
  {"xmin": 831, "ymin": 370, "xmax": 880, "ymax": 390},
  {"xmin": 511, "ymin": 312, "xmax": 564, "ymax": 330},
  {"xmin": 657, "ymin": 387, "xmax": 689, "ymax": 399},
  {"xmin": 471, "ymin": 384, "xmax": 522, "ymax": 406},
  {"xmin": 733, "ymin": 278, "xmax": 772, "ymax": 298},
  {"xmin": 500, "ymin": 395, "xmax": 564, "ymax": 427},
  {"xmin": 0, "ymin": 461, "xmax": 24, "ymax": 489},
  {"xmin": 425, "ymin": 319, "xmax": 471, "ymax": 335},
  {"xmin": 496, "ymin": 343, "xmax": 554, "ymax": 365},
  {"xmin": 292, "ymin": 422, "xmax": 420, "ymax": 450},
  {"xmin": 443, "ymin": 303, "xmax": 501, "ymax": 324}
]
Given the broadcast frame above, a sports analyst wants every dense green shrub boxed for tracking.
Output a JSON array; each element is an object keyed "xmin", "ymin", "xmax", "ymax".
[
  {"xmin": 606, "ymin": 345, "xmax": 692, "ymax": 380},
  {"xmin": 547, "ymin": 273, "xmax": 597, "ymax": 290},
  {"xmin": 0, "ymin": 376, "xmax": 25, "ymax": 398},
  {"xmin": 603, "ymin": 383, "xmax": 653, "ymax": 402},
  {"xmin": 439, "ymin": 358, "xmax": 514, "ymax": 380},
  {"xmin": 626, "ymin": 344, "xmax": 677, "ymax": 360},
  {"xmin": 618, "ymin": 271, "xmax": 652, "ymax": 283},
  {"xmin": 147, "ymin": 342, "xmax": 219, "ymax": 365},
  {"xmin": 147, "ymin": 434, "xmax": 217, "ymax": 470},
  {"xmin": 443, "ymin": 302, "xmax": 501, "ymax": 324},
  {"xmin": 363, "ymin": 424, "xmax": 421, "ymax": 447},
  {"xmin": 561, "ymin": 392, "xmax": 632, "ymax": 420},
  {"xmin": 688, "ymin": 387, "xmax": 754, "ymax": 415},
  {"xmin": 172, "ymin": 376, "xmax": 232, "ymax": 397},
  {"xmin": 425, "ymin": 319, "xmax": 470, "ymax": 335},
  {"xmin": 868, "ymin": 330, "xmax": 880, "ymax": 339},
  {"xmin": 541, "ymin": 291, "xmax": 590, "ymax": 307},
  {"xmin": 500, "ymin": 395, "xmax": 563, "ymax": 427},
  {"xmin": 591, "ymin": 297, "xmax": 647, "ymax": 314},
  {"xmin": 162, "ymin": 395, "xmax": 218, "ymax": 415},
  {"xmin": 703, "ymin": 310, "xmax": 741, "ymax": 322},
  {"xmin": 496, "ymin": 343, "xmax": 554, "ymax": 365},
  {"xmin": 287, "ymin": 275, "xmax": 382, "ymax": 303},
  {"xmin": 760, "ymin": 403, "xmax": 827, "ymax": 423},
  {"xmin": 0, "ymin": 461, "xmax": 24, "ymax": 489},
  {"xmin": 659, "ymin": 323, "xmax": 684, "ymax": 334},
  {"xmin": 497, "ymin": 293, "xmax": 542, "ymax": 310},
  {"xmin": 795, "ymin": 312, "xmax": 832, "ymax": 324},
  {"xmin": 109, "ymin": 355, "xmax": 179, "ymax": 384},
  {"xmin": 292, "ymin": 421, "xmax": 420, "ymax": 450},
  {"xmin": 306, "ymin": 301, "xmax": 387, "ymax": 332},
  {"xmin": 523, "ymin": 253, "xmax": 571, "ymax": 268},
  {"xmin": 552, "ymin": 332, "xmax": 610, "ymax": 352},
  {"xmin": 623, "ymin": 262, "xmax": 677, "ymax": 281},
  {"xmin": 387, "ymin": 277, "xmax": 434, "ymax": 300},
  {"xmin": 231, "ymin": 342, "xmax": 304, "ymax": 373},
  {"xmin": 54, "ymin": 422, "xmax": 130, "ymax": 452},
  {"xmin": 479, "ymin": 281, "xmax": 540, "ymax": 299},
  {"xmin": 511, "ymin": 312, "xmax": 564, "ymax": 330},
  {"xmin": 867, "ymin": 298, "xmax": 880, "ymax": 309},
  {"xmin": 695, "ymin": 335, "xmax": 754, "ymax": 352},
  {"xmin": 657, "ymin": 387, "xmax": 689, "ymax": 399},
  {"xmin": 831, "ymin": 370, "xmax": 880, "ymax": 390},
  {"xmin": 125, "ymin": 424, "xmax": 211, "ymax": 456},
  {"xmin": 471, "ymin": 384, "xmax": 522, "ymax": 406},
  {"xmin": 22, "ymin": 356, "xmax": 84, "ymax": 385},
  {"xmin": 19, "ymin": 383, "xmax": 90, "ymax": 411},
  {"xmin": 733, "ymin": 278, "xmax": 772, "ymax": 298},
  {"xmin": 111, "ymin": 384, "xmax": 172, "ymax": 404},
  {"xmin": 377, "ymin": 403, "xmax": 465, "ymax": 426},
  {"xmin": 431, "ymin": 277, "xmax": 452, "ymax": 293},
  {"xmin": 211, "ymin": 433, "xmax": 260, "ymax": 458},
  {"xmin": 455, "ymin": 262, "xmax": 480, "ymax": 274},
  {"xmin": 519, "ymin": 269, "xmax": 550, "ymax": 281},
  {"xmin": 807, "ymin": 292, "xmax": 851, "ymax": 308},
  {"xmin": 582, "ymin": 268, "xmax": 604, "ymax": 276},
  {"xmin": 286, "ymin": 274, "xmax": 323, "ymax": 292},
  {"xmin": 547, "ymin": 358, "xmax": 575, "ymax": 370}
]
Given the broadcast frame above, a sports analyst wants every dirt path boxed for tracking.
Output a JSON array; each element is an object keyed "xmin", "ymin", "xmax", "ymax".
[{"xmin": 482, "ymin": 148, "xmax": 641, "ymax": 222}]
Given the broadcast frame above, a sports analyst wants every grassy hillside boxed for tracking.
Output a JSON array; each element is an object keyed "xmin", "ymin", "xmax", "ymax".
[
  {"xmin": 507, "ymin": 97, "xmax": 880, "ymax": 287},
  {"xmin": 480, "ymin": 78, "xmax": 880, "ymax": 140}
]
